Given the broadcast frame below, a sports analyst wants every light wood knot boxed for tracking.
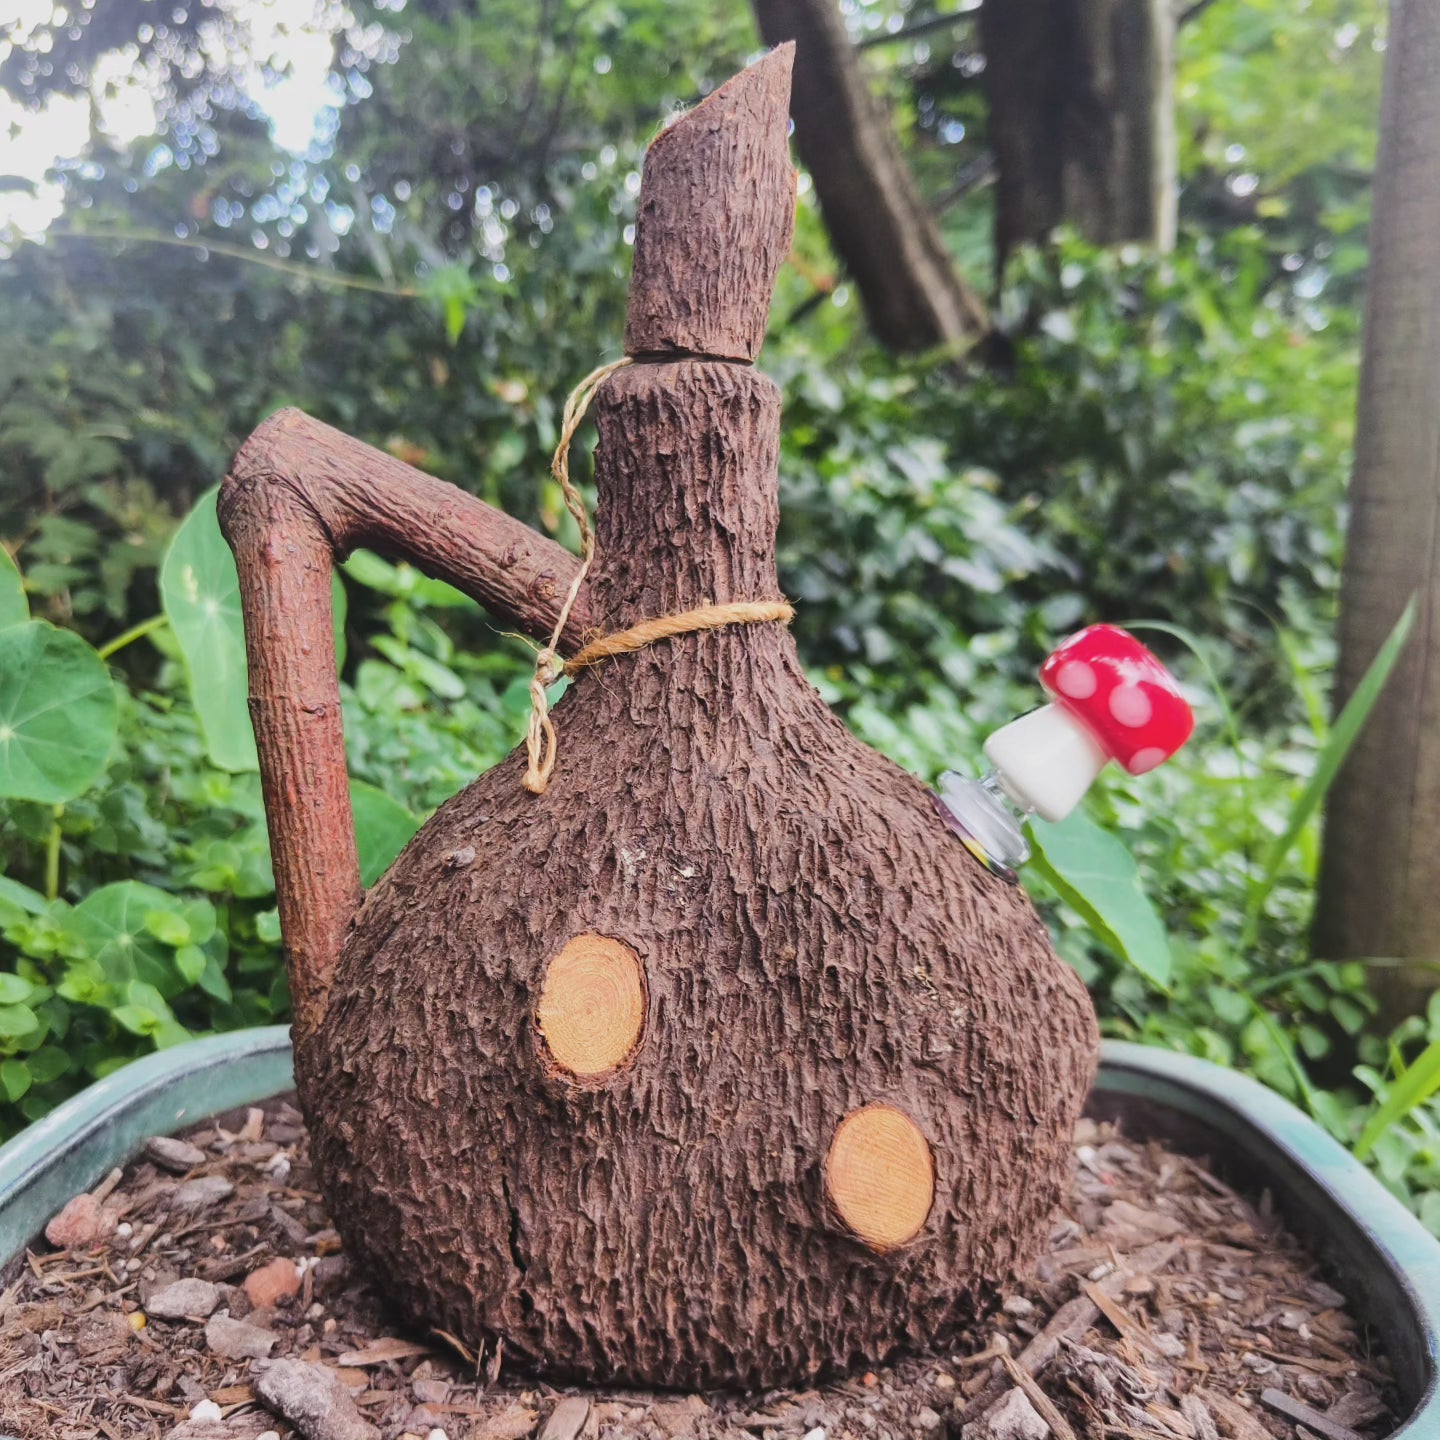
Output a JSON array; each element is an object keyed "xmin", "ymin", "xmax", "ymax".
[
  {"xmin": 536, "ymin": 933, "xmax": 647, "ymax": 1078},
  {"xmin": 825, "ymin": 1104, "xmax": 935, "ymax": 1251}
]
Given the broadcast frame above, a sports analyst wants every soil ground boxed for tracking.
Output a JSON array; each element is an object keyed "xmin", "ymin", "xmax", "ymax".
[{"xmin": 0, "ymin": 1097, "xmax": 1398, "ymax": 1440}]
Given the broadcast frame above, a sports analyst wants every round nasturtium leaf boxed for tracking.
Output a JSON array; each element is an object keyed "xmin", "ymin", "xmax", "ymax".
[
  {"xmin": 0, "ymin": 621, "xmax": 118, "ymax": 804},
  {"xmin": 0, "ymin": 548, "xmax": 27, "ymax": 631},
  {"xmin": 67, "ymin": 882, "xmax": 191, "ymax": 997}
]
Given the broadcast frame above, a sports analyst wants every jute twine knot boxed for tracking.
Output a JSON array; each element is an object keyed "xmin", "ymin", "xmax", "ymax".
[{"xmin": 522, "ymin": 357, "xmax": 794, "ymax": 795}]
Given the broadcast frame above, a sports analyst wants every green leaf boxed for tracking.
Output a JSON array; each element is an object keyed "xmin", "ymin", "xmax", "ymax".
[
  {"xmin": 0, "ymin": 621, "xmax": 118, "ymax": 803},
  {"xmin": 0, "ymin": 869, "xmax": 46, "ymax": 915},
  {"xmin": 1027, "ymin": 809, "xmax": 1173, "ymax": 989},
  {"xmin": 0, "ymin": 548, "xmax": 27, "ymax": 630},
  {"xmin": 144, "ymin": 909, "xmax": 192, "ymax": 947},
  {"xmin": 1245, "ymin": 598, "xmax": 1416, "ymax": 942},
  {"xmin": 197, "ymin": 954, "xmax": 232, "ymax": 1003},
  {"xmin": 67, "ymin": 882, "xmax": 190, "ymax": 997},
  {"xmin": 1356, "ymin": 1036, "xmax": 1440, "ymax": 1159},
  {"xmin": 0, "ymin": 974, "xmax": 34, "ymax": 1005},
  {"xmin": 0, "ymin": 875, "xmax": 47, "ymax": 917},
  {"xmin": 25, "ymin": 1045, "xmax": 69, "ymax": 1084},
  {"xmin": 159, "ymin": 489, "xmax": 258, "ymax": 772},
  {"xmin": 343, "ymin": 550, "xmax": 477, "ymax": 609},
  {"xmin": 0, "ymin": 1059, "xmax": 30, "ymax": 1102},
  {"xmin": 111, "ymin": 1004, "xmax": 159, "ymax": 1036},
  {"xmin": 0, "ymin": 1004, "xmax": 39, "ymax": 1039},
  {"xmin": 161, "ymin": 488, "xmax": 346, "ymax": 772},
  {"xmin": 351, "ymin": 781, "xmax": 421, "ymax": 887},
  {"xmin": 174, "ymin": 944, "xmax": 207, "ymax": 985}
]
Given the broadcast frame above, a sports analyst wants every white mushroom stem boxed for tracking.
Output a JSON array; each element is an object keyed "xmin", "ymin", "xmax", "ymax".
[{"xmin": 982, "ymin": 703, "xmax": 1110, "ymax": 824}]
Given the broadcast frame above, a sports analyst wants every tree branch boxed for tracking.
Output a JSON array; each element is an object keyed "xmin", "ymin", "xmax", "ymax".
[
  {"xmin": 856, "ymin": 10, "xmax": 974, "ymax": 50},
  {"xmin": 219, "ymin": 408, "xmax": 587, "ymax": 1038}
]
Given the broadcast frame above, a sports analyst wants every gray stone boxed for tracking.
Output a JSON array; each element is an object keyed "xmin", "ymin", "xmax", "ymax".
[
  {"xmin": 254, "ymin": 1360, "xmax": 380, "ymax": 1440},
  {"xmin": 206, "ymin": 1314, "xmax": 278, "ymax": 1360},
  {"xmin": 961, "ymin": 1389, "xmax": 1050, "ymax": 1440},
  {"xmin": 173, "ymin": 1176, "xmax": 235, "ymax": 1209},
  {"xmin": 147, "ymin": 1279, "xmax": 224, "ymax": 1320}
]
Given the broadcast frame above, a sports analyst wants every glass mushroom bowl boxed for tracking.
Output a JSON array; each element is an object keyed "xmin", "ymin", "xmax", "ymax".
[{"xmin": 935, "ymin": 625, "xmax": 1196, "ymax": 881}]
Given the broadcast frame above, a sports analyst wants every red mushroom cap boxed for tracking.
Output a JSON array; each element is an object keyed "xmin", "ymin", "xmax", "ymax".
[{"xmin": 1038, "ymin": 625, "xmax": 1194, "ymax": 776}]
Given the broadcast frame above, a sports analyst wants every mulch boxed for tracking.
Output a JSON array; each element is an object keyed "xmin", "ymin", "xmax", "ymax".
[{"xmin": 0, "ymin": 1098, "xmax": 1399, "ymax": 1440}]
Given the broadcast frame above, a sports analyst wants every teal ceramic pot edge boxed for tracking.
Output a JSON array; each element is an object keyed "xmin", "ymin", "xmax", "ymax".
[
  {"xmin": 0, "ymin": 1030, "xmax": 1435, "ymax": 1437},
  {"xmin": 1094, "ymin": 1039, "xmax": 1440, "ymax": 1440},
  {"xmin": 0, "ymin": 1025, "xmax": 292, "ymax": 1273}
]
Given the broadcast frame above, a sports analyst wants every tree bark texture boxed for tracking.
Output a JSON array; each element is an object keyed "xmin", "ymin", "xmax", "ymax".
[
  {"xmin": 227, "ymin": 48, "xmax": 1098, "ymax": 1389},
  {"xmin": 981, "ymin": 0, "xmax": 1177, "ymax": 271},
  {"xmin": 750, "ymin": 0, "xmax": 989, "ymax": 354},
  {"xmin": 1314, "ymin": 0, "xmax": 1440, "ymax": 1024}
]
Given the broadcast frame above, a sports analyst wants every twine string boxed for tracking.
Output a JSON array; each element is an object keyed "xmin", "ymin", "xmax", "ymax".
[{"xmin": 522, "ymin": 359, "xmax": 794, "ymax": 796}]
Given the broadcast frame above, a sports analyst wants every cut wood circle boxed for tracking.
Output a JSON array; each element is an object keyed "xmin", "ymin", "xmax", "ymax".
[
  {"xmin": 825, "ymin": 1104, "xmax": 935, "ymax": 1251},
  {"xmin": 536, "ymin": 933, "xmax": 647, "ymax": 1078}
]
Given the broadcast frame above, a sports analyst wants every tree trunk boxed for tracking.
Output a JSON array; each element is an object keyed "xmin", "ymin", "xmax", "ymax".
[
  {"xmin": 981, "ymin": 0, "xmax": 1176, "ymax": 271},
  {"xmin": 226, "ymin": 47, "xmax": 1097, "ymax": 1389},
  {"xmin": 1313, "ymin": 0, "xmax": 1440, "ymax": 1024},
  {"xmin": 750, "ymin": 0, "xmax": 989, "ymax": 353}
]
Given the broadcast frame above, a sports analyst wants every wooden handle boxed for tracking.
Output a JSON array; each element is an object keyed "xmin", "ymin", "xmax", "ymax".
[{"xmin": 218, "ymin": 409, "xmax": 587, "ymax": 1038}]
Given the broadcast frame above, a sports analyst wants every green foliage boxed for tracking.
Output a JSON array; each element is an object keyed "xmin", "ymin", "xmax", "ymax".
[
  {"xmin": 160, "ymin": 489, "xmax": 261, "ymax": 773},
  {"xmin": 0, "ymin": 539, "xmax": 531, "ymax": 1134},
  {"xmin": 0, "ymin": 622, "xmax": 118, "ymax": 803},
  {"xmin": 0, "ymin": 549, "xmax": 26, "ymax": 630},
  {"xmin": 1027, "ymin": 810, "xmax": 1173, "ymax": 991}
]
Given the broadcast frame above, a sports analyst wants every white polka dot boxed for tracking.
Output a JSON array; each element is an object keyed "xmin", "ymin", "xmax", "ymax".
[
  {"xmin": 1056, "ymin": 661, "xmax": 1098, "ymax": 700},
  {"xmin": 1109, "ymin": 685, "xmax": 1152, "ymax": 728},
  {"xmin": 1128, "ymin": 746, "xmax": 1168, "ymax": 774}
]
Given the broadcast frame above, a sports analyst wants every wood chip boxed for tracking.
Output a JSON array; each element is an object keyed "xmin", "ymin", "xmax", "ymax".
[
  {"xmin": 539, "ymin": 1395, "xmax": 591, "ymax": 1440},
  {"xmin": 336, "ymin": 1337, "xmax": 433, "ymax": 1366},
  {"xmin": 1000, "ymin": 1354, "xmax": 1079, "ymax": 1440},
  {"xmin": 1260, "ymin": 1387, "xmax": 1367, "ymax": 1440}
]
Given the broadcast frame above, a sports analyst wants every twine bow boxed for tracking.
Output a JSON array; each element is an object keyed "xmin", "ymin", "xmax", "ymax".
[{"xmin": 522, "ymin": 357, "xmax": 794, "ymax": 795}]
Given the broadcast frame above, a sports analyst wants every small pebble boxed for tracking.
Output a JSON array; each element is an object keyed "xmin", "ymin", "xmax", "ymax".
[
  {"xmin": 244, "ymin": 1256, "xmax": 303, "ymax": 1308},
  {"xmin": 145, "ymin": 1135, "xmax": 209, "ymax": 1172},
  {"xmin": 115, "ymin": 1221, "xmax": 133, "ymax": 1240},
  {"xmin": 255, "ymin": 1359, "xmax": 380, "ymax": 1440},
  {"xmin": 188, "ymin": 1400, "xmax": 223, "ymax": 1423},
  {"xmin": 916, "ymin": 1407, "xmax": 942, "ymax": 1430},
  {"xmin": 173, "ymin": 1175, "xmax": 234, "ymax": 1208},
  {"xmin": 147, "ymin": 1279, "xmax": 223, "ymax": 1320},
  {"xmin": 44, "ymin": 1193, "xmax": 108, "ymax": 1250},
  {"xmin": 802, "ymin": 1430, "xmax": 826, "ymax": 1440},
  {"xmin": 206, "ymin": 1313, "xmax": 278, "ymax": 1359},
  {"xmin": 1001, "ymin": 1295, "xmax": 1034, "ymax": 1318}
]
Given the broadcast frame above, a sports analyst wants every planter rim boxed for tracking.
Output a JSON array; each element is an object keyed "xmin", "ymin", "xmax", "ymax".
[
  {"xmin": 1101, "ymin": 1040, "xmax": 1440, "ymax": 1440},
  {"xmin": 0, "ymin": 1031, "xmax": 1435, "ymax": 1438}
]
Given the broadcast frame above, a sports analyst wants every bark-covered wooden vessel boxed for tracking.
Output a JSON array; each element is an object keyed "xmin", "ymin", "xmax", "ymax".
[{"xmin": 220, "ymin": 47, "xmax": 1098, "ymax": 1390}]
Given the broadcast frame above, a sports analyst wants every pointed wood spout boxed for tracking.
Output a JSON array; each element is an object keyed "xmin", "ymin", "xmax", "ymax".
[{"xmin": 625, "ymin": 42, "xmax": 796, "ymax": 361}]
